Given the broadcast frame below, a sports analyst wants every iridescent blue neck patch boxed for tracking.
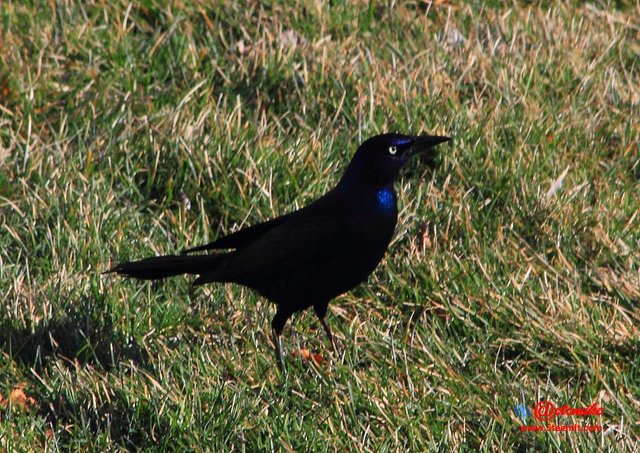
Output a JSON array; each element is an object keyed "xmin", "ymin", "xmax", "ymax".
[{"xmin": 376, "ymin": 187, "xmax": 395, "ymax": 212}]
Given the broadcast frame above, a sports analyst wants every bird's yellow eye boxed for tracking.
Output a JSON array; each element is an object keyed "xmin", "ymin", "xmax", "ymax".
[{"xmin": 388, "ymin": 146, "xmax": 397, "ymax": 155}]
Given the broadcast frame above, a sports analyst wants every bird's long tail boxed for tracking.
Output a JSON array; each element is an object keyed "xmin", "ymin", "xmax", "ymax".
[{"xmin": 105, "ymin": 254, "xmax": 224, "ymax": 280}]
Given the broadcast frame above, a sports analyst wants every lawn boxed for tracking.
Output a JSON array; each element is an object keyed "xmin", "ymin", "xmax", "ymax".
[{"xmin": 1, "ymin": 1, "xmax": 638, "ymax": 450}]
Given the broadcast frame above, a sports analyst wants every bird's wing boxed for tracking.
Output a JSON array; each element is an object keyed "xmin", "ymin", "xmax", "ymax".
[
  {"xmin": 194, "ymin": 195, "xmax": 363, "ymax": 284},
  {"xmin": 230, "ymin": 208, "xmax": 349, "ymax": 270},
  {"xmin": 182, "ymin": 213, "xmax": 293, "ymax": 253}
]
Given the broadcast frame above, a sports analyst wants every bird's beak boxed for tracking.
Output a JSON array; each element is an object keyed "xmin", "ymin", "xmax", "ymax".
[{"xmin": 407, "ymin": 135, "xmax": 451, "ymax": 157}]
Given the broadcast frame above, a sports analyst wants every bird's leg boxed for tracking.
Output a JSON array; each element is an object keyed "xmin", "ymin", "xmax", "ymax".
[
  {"xmin": 271, "ymin": 309, "xmax": 289, "ymax": 372},
  {"xmin": 314, "ymin": 303, "xmax": 339, "ymax": 355},
  {"xmin": 272, "ymin": 327, "xmax": 284, "ymax": 371},
  {"xmin": 320, "ymin": 318, "xmax": 338, "ymax": 354}
]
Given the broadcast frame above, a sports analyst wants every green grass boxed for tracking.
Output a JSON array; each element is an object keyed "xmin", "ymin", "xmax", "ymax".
[{"xmin": 1, "ymin": 1, "xmax": 639, "ymax": 450}]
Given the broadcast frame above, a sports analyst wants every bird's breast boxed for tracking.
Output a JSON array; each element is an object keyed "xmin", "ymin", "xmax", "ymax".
[{"xmin": 345, "ymin": 200, "xmax": 397, "ymax": 252}]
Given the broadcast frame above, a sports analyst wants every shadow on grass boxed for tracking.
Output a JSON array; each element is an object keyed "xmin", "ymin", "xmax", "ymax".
[
  {"xmin": 0, "ymin": 299, "xmax": 149, "ymax": 372},
  {"xmin": 43, "ymin": 389, "xmax": 172, "ymax": 450},
  {"xmin": 0, "ymin": 298, "xmax": 166, "ymax": 447}
]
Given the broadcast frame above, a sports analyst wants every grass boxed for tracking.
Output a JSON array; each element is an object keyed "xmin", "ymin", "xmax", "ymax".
[{"xmin": 1, "ymin": 0, "xmax": 639, "ymax": 450}]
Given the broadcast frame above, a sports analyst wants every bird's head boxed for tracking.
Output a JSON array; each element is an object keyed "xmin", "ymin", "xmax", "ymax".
[{"xmin": 338, "ymin": 133, "xmax": 451, "ymax": 188}]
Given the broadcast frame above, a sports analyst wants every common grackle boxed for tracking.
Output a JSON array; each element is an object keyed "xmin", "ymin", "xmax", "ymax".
[{"xmin": 106, "ymin": 133, "xmax": 450, "ymax": 368}]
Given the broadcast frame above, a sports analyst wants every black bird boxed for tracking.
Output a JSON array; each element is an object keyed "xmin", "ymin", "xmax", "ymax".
[{"xmin": 107, "ymin": 133, "xmax": 450, "ymax": 367}]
